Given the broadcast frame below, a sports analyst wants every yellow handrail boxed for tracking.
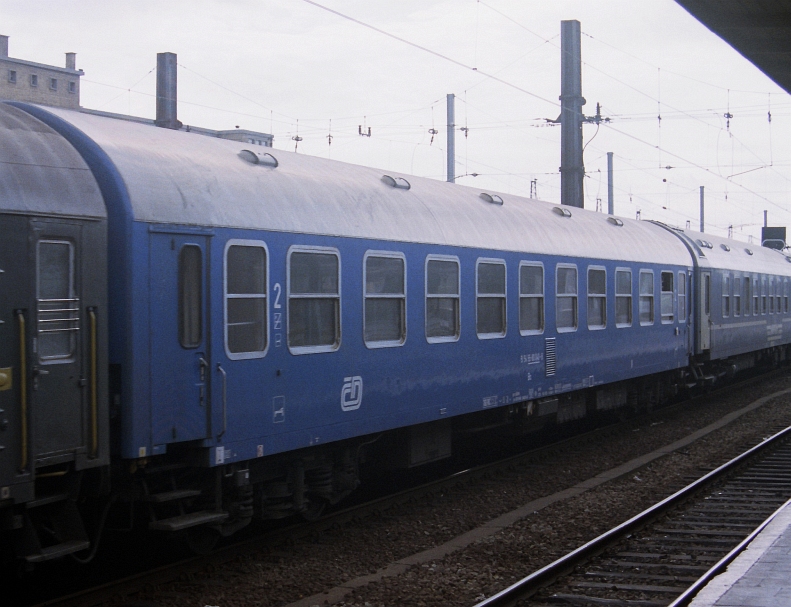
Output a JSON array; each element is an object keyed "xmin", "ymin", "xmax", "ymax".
[
  {"xmin": 89, "ymin": 308, "xmax": 98, "ymax": 459},
  {"xmin": 17, "ymin": 311, "xmax": 28, "ymax": 472}
]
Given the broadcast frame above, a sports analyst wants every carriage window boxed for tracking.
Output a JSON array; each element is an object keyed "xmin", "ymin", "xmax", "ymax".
[
  {"xmin": 769, "ymin": 278, "xmax": 775, "ymax": 314},
  {"xmin": 678, "ymin": 272, "xmax": 687, "ymax": 322},
  {"xmin": 364, "ymin": 253, "xmax": 406, "ymax": 346},
  {"xmin": 661, "ymin": 271, "xmax": 674, "ymax": 323},
  {"xmin": 762, "ymin": 277, "xmax": 767, "ymax": 314},
  {"xmin": 587, "ymin": 267, "xmax": 606, "ymax": 329},
  {"xmin": 426, "ymin": 257, "xmax": 460, "ymax": 341},
  {"xmin": 639, "ymin": 270, "xmax": 654, "ymax": 325},
  {"xmin": 734, "ymin": 277, "xmax": 741, "ymax": 316},
  {"xmin": 519, "ymin": 263, "xmax": 544, "ymax": 334},
  {"xmin": 786, "ymin": 280, "xmax": 789, "ymax": 314},
  {"xmin": 288, "ymin": 249, "xmax": 340, "ymax": 352},
  {"xmin": 722, "ymin": 274, "xmax": 731, "ymax": 318},
  {"xmin": 225, "ymin": 243, "xmax": 267, "ymax": 357},
  {"xmin": 477, "ymin": 260, "xmax": 506, "ymax": 337},
  {"xmin": 556, "ymin": 265, "xmax": 578, "ymax": 332},
  {"xmin": 178, "ymin": 245, "xmax": 202, "ymax": 349},
  {"xmin": 753, "ymin": 277, "xmax": 759, "ymax": 315},
  {"xmin": 38, "ymin": 240, "xmax": 79, "ymax": 360},
  {"xmin": 776, "ymin": 278, "xmax": 782, "ymax": 314},
  {"xmin": 744, "ymin": 276, "xmax": 751, "ymax": 315},
  {"xmin": 615, "ymin": 269, "xmax": 632, "ymax": 327}
]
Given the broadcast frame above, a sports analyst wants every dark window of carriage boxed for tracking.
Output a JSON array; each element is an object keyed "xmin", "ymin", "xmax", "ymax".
[
  {"xmin": 615, "ymin": 269, "xmax": 632, "ymax": 327},
  {"xmin": 288, "ymin": 250, "xmax": 340, "ymax": 351},
  {"xmin": 587, "ymin": 267, "xmax": 606, "ymax": 329},
  {"xmin": 519, "ymin": 263, "xmax": 544, "ymax": 334},
  {"xmin": 225, "ymin": 244, "xmax": 267, "ymax": 356},
  {"xmin": 364, "ymin": 254, "xmax": 406, "ymax": 346},
  {"xmin": 37, "ymin": 240, "xmax": 79, "ymax": 360},
  {"xmin": 678, "ymin": 272, "xmax": 687, "ymax": 322},
  {"xmin": 477, "ymin": 260, "xmax": 506, "ymax": 337},
  {"xmin": 556, "ymin": 265, "xmax": 578, "ymax": 331},
  {"xmin": 426, "ymin": 258, "xmax": 460, "ymax": 341},
  {"xmin": 639, "ymin": 270, "xmax": 654, "ymax": 325},
  {"xmin": 178, "ymin": 245, "xmax": 202, "ymax": 348},
  {"xmin": 661, "ymin": 271, "xmax": 674, "ymax": 323}
]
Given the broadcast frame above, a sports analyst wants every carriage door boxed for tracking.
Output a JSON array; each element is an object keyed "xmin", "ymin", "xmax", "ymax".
[
  {"xmin": 31, "ymin": 222, "xmax": 85, "ymax": 458},
  {"xmin": 150, "ymin": 233, "xmax": 211, "ymax": 445},
  {"xmin": 699, "ymin": 271, "xmax": 711, "ymax": 351}
]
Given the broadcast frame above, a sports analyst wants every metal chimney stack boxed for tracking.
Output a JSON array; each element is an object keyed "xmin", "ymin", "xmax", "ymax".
[
  {"xmin": 155, "ymin": 52, "xmax": 181, "ymax": 129},
  {"xmin": 560, "ymin": 20, "xmax": 585, "ymax": 208}
]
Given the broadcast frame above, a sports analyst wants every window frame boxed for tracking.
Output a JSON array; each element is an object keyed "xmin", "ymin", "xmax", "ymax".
[
  {"xmin": 287, "ymin": 245, "xmax": 342, "ymax": 355},
  {"xmin": 556, "ymin": 263, "xmax": 578, "ymax": 333},
  {"xmin": 363, "ymin": 250, "xmax": 407, "ymax": 349},
  {"xmin": 587, "ymin": 265, "xmax": 607, "ymax": 330},
  {"xmin": 519, "ymin": 261, "xmax": 544, "ymax": 336},
  {"xmin": 678, "ymin": 271, "xmax": 687, "ymax": 323},
  {"xmin": 49, "ymin": 77, "xmax": 58, "ymax": 91},
  {"xmin": 178, "ymin": 244, "xmax": 202, "ymax": 350},
  {"xmin": 476, "ymin": 257, "xmax": 507, "ymax": 339},
  {"xmin": 660, "ymin": 270, "xmax": 674, "ymax": 324},
  {"xmin": 615, "ymin": 267, "xmax": 633, "ymax": 328},
  {"xmin": 753, "ymin": 276, "xmax": 759, "ymax": 316},
  {"xmin": 722, "ymin": 273, "xmax": 731, "ymax": 318},
  {"xmin": 8, "ymin": 69, "xmax": 16, "ymax": 84},
  {"xmin": 30, "ymin": 73, "xmax": 38, "ymax": 87},
  {"xmin": 36, "ymin": 238, "xmax": 78, "ymax": 363},
  {"xmin": 425, "ymin": 254, "xmax": 461, "ymax": 344},
  {"xmin": 733, "ymin": 276, "xmax": 741, "ymax": 317},
  {"xmin": 639, "ymin": 269, "xmax": 655, "ymax": 326},
  {"xmin": 223, "ymin": 239, "xmax": 269, "ymax": 360}
]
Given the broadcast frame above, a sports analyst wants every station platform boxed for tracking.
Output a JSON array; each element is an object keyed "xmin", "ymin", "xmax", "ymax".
[{"xmin": 690, "ymin": 498, "xmax": 791, "ymax": 607}]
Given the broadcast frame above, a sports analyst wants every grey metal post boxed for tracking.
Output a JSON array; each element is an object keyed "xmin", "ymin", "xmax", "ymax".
[
  {"xmin": 447, "ymin": 93, "xmax": 455, "ymax": 183},
  {"xmin": 699, "ymin": 186, "xmax": 705, "ymax": 233},
  {"xmin": 156, "ymin": 52, "xmax": 181, "ymax": 130},
  {"xmin": 764, "ymin": 210, "xmax": 768, "ymax": 227},
  {"xmin": 607, "ymin": 152, "xmax": 614, "ymax": 215},
  {"xmin": 560, "ymin": 20, "xmax": 585, "ymax": 208}
]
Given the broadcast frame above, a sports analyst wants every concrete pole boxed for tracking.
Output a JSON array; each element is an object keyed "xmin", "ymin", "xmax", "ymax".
[
  {"xmin": 764, "ymin": 210, "xmax": 768, "ymax": 227},
  {"xmin": 607, "ymin": 152, "xmax": 614, "ymax": 215},
  {"xmin": 156, "ymin": 52, "xmax": 180, "ymax": 130},
  {"xmin": 560, "ymin": 20, "xmax": 585, "ymax": 208},
  {"xmin": 446, "ymin": 93, "xmax": 455, "ymax": 183},
  {"xmin": 699, "ymin": 186, "xmax": 705, "ymax": 233}
]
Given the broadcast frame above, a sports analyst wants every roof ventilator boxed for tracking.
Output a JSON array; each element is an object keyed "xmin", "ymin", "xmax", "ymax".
[
  {"xmin": 721, "ymin": 244, "xmax": 731, "ymax": 252},
  {"xmin": 239, "ymin": 149, "xmax": 278, "ymax": 167},
  {"xmin": 696, "ymin": 239, "xmax": 713, "ymax": 249},
  {"xmin": 553, "ymin": 206, "xmax": 572, "ymax": 218},
  {"xmin": 480, "ymin": 193, "xmax": 504, "ymax": 205},
  {"xmin": 607, "ymin": 217, "xmax": 623, "ymax": 226},
  {"xmin": 382, "ymin": 175, "xmax": 411, "ymax": 190},
  {"xmin": 746, "ymin": 248, "xmax": 754, "ymax": 255}
]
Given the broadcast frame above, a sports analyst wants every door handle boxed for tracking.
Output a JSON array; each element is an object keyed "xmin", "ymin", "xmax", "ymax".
[
  {"xmin": 32, "ymin": 366, "xmax": 49, "ymax": 377},
  {"xmin": 216, "ymin": 363, "xmax": 227, "ymax": 440},
  {"xmin": 198, "ymin": 357, "xmax": 208, "ymax": 381}
]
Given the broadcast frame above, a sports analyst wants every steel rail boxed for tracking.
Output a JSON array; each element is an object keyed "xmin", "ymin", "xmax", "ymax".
[{"xmin": 474, "ymin": 425, "xmax": 791, "ymax": 607}]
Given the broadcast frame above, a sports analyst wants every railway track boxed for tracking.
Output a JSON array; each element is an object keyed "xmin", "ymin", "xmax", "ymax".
[
  {"xmin": 475, "ymin": 425, "xmax": 791, "ymax": 607},
  {"xmin": 25, "ymin": 372, "xmax": 790, "ymax": 607}
]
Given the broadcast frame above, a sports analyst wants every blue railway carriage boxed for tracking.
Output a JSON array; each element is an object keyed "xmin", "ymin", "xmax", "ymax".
[
  {"xmin": 666, "ymin": 227, "xmax": 791, "ymax": 374},
  {"xmin": 16, "ymin": 103, "xmax": 699, "ymax": 535},
  {"xmin": 0, "ymin": 104, "xmax": 791, "ymax": 558},
  {"xmin": 0, "ymin": 104, "xmax": 109, "ymax": 562}
]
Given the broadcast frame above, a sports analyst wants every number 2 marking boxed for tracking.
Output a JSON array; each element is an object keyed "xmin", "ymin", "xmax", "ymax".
[{"xmin": 273, "ymin": 283, "xmax": 282, "ymax": 309}]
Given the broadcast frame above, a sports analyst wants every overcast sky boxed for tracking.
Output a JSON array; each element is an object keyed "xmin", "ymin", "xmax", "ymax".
[{"xmin": 4, "ymin": 1, "xmax": 790, "ymax": 243}]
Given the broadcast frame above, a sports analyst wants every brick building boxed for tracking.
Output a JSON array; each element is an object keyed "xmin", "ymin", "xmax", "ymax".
[{"xmin": 0, "ymin": 35, "xmax": 82, "ymax": 109}]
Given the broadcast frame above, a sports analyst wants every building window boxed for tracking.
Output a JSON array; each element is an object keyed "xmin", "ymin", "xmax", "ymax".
[
  {"xmin": 364, "ymin": 251, "xmax": 406, "ymax": 347},
  {"xmin": 476, "ymin": 259, "xmax": 506, "ymax": 338},
  {"xmin": 178, "ymin": 245, "xmax": 202, "ymax": 349},
  {"xmin": 30, "ymin": 74, "xmax": 38, "ymax": 87},
  {"xmin": 426, "ymin": 256, "xmax": 460, "ymax": 342},
  {"xmin": 556, "ymin": 264, "xmax": 578, "ymax": 332},
  {"xmin": 225, "ymin": 241, "xmax": 267, "ymax": 358},
  {"xmin": 288, "ymin": 247, "xmax": 341, "ymax": 352},
  {"xmin": 519, "ymin": 263, "xmax": 544, "ymax": 335},
  {"xmin": 639, "ymin": 270, "xmax": 654, "ymax": 325},
  {"xmin": 615, "ymin": 269, "xmax": 632, "ymax": 327},
  {"xmin": 587, "ymin": 267, "xmax": 606, "ymax": 329},
  {"xmin": 8, "ymin": 70, "xmax": 16, "ymax": 84},
  {"xmin": 678, "ymin": 271, "xmax": 687, "ymax": 323},
  {"xmin": 49, "ymin": 78, "xmax": 58, "ymax": 91},
  {"xmin": 68, "ymin": 81, "xmax": 76, "ymax": 94}
]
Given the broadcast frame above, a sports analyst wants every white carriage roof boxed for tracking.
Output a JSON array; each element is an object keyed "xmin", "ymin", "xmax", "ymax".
[
  {"xmin": 0, "ymin": 104, "xmax": 105, "ymax": 218},
  {"xmin": 44, "ymin": 106, "xmax": 692, "ymax": 265},
  {"xmin": 676, "ymin": 227, "xmax": 791, "ymax": 274}
]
